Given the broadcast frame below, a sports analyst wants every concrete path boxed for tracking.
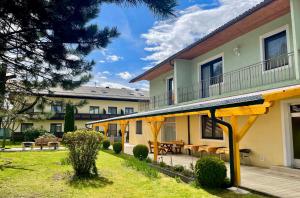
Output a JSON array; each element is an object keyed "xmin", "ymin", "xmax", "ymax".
[
  {"xmin": 125, "ymin": 143, "xmax": 300, "ymax": 198},
  {"xmin": 1, "ymin": 147, "xmax": 66, "ymax": 152}
]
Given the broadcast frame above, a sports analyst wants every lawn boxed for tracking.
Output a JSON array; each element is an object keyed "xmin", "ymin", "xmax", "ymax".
[{"xmin": 0, "ymin": 151, "xmax": 264, "ymax": 198}]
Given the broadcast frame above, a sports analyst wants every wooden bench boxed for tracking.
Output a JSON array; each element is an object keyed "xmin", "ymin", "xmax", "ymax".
[
  {"xmin": 22, "ymin": 142, "xmax": 35, "ymax": 150},
  {"xmin": 35, "ymin": 137, "xmax": 60, "ymax": 150},
  {"xmin": 148, "ymin": 141, "xmax": 167, "ymax": 155}
]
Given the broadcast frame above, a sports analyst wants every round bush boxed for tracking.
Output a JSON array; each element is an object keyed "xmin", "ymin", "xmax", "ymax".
[
  {"xmin": 63, "ymin": 130, "xmax": 102, "ymax": 177},
  {"xmin": 113, "ymin": 142, "xmax": 122, "ymax": 154},
  {"xmin": 195, "ymin": 156, "xmax": 227, "ymax": 188},
  {"xmin": 133, "ymin": 144, "xmax": 149, "ymax": 160},
  {"xmin": 102, "ymin": 140, "xmax": 110, "ymax": 149}
]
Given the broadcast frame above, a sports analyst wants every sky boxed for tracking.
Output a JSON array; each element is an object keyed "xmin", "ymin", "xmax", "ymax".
[{"xmin": 85, "ymin": 0, "xmax": 263, "ymax": 90}]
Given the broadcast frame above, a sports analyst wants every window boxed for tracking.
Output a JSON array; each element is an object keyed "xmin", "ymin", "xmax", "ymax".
[
  {"xmin": 201, "ymin": 115, "xmax": 223, "ymax": 140},
  {"xmin": 201, "ymin": 57, "xmax": 223, "ymax": 98},
  {"xmin": 51, "ymin": 103, "xmax": 63, "ymax": 113},
  {"xmin": 95, "ymin": 126, "xmax": 100, "ymax": 132},
  {"xmin": 108, "ymin": 124, "xmax": 118, "ymax": 137},
  {"xmin": 167, "ymin": 77, "xmax": 174, "ymax": 105},
  {"xmin": 89, "ymin": 106, "xmax": 99, "ymax": 114},
  {"xmin": 50, "ymin": 123, "xmax": 62, "ymax": 133},
  {"xmin": 162, "ymin": 117, "xmax": 176, "ymax": 141},
  {"xmin": 108, "ymin": 107, "xmax": 117, "ymax": 114},
  {"xmin": 136, "ymin": 120, "xmax": 143, "ymax": 134},
  {"xmin": 21, "ymin": 123, "xmax": 33, "ymax": 132},
  {"xmin": 125, "ymin": 107, "xmax": 134, "ymax": 114},
  {"xmin": 263, "ymin": 30, "xmax": 288, "ymax": 70}
]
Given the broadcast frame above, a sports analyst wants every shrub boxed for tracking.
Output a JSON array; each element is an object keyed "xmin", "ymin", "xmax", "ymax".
[
  {"xmin": 113, "ymin": 142, "xmax": 122, "ymax": 154},
  {"xmin": 133, "ymin": 144, "xmax": 149, "ymax": 160},
  {"xmin": 24, "ymin": 128, "xmax": 47, "ymax": 141},
  {"xmin": 173, "ymin": 165, "xmax": 184, "ymax": 172},
  {"xmin": 195, "ymin": 156, "xmax": 227, "ymax": 188},
  {"xmin": 102, "ymin": 140, "xmax": 110, "ymax": 149},
  {"xmin": 63, "ymin": 129, "xmax": 103, "ymax": 177},
  {"xmin": 159, "ymin": 161, "xmax": 166, "ymax": 168},
  {"xmin": 145, "ymin": 157, "xmax": 152, "ymax": 163}
]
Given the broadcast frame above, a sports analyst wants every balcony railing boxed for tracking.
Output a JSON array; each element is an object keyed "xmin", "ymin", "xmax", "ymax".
[
  {"xmin": 49, "ymin": 113, "xmax": 121, "ymax": 120},
  {"xmin": 142, "ymin": 52, "xmax": 297, "ymax": 111}
]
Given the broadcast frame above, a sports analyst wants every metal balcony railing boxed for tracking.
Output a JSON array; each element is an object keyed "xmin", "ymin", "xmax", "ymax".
[
  {"xmin": 49, "ymin": 113, "xmax": 121, "ymax": 120},
  {"xmin": 142, "ymin": 52, "xmax": 297, "ymax": 111}
]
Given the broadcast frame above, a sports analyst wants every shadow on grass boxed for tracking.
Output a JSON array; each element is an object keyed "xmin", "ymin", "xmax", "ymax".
[
  {"xmin": 68, "ymin": 175, "xmax": 113, "ymax": 189},
  {"xmin": 0, "ymin": 160, "xmax": 34, "ymax": 171},
  {"xmin": 101, "ymin": 149, "xmax": 159, "ymax": 179}
]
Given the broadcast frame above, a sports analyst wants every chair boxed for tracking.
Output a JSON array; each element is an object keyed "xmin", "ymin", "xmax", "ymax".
[{"xmin": 240, "ymin": 149, "xmax": 251, "ymax": 165}]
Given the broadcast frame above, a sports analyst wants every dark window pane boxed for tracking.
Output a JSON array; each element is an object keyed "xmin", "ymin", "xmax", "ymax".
[
  {"xmin": 108, "ymin": 107, "xmax": 117, "ymax": 114},
  {"xmin": 125, "ymin": 107, "xmax": 134, "ymax": 114},
  {"xmin": 136, "ymin": 120, "xmax": 142, "ymax": 134},
  {"xmin": 51, "ymin": 104, "xmax": 63, "ymax": 113},
  {"xmin": 21, "ymin": 123, "xmax": 33, "ymax": 132},
  {"xmin": 50, "ymin": 123, "xmax": 62, "ymax": 133},
  {"xmin": 108, "ymin": 124, "xmax": 118, "ymax": 136},
  {"xmin": 201, "ymin": 115, "xmax": 223, "ymax": 139},
  {"xmin": 89, "ymin": 106, "xmax": 99, "ymax": 114},
  {"xmin": 264, "ymin": 30, "xmax": 288, "ymax": 70}
]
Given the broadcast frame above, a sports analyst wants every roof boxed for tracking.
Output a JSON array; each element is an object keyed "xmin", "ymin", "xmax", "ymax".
[
  {"xmin": 38, "ymin": 86, "xmax": 149, "ymax": 102},
  {"xmin": 131, "ymin": 0, "xmax": 290, "ymax": 82},
  {"xmin": 86, "ymin": 84, "xmax": 300, "ymax": 125}
]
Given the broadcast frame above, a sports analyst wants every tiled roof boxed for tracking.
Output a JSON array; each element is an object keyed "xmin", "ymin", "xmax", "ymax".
[{"xmin": 38, "ymin": 86, "xmax": 149, "ymax": 101}]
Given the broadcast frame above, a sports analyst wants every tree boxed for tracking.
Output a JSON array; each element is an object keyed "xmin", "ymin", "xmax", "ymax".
[
  {"xmin": 0, "ymin": 0, "xmax": 177, "ymax": 129},
  {"xmin": 64, "ymin": 103, "xmax": 75, "ymax": 133}
]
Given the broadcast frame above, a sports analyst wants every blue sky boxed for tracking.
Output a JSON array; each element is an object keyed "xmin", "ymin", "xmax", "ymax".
[{"xmin": 86, "ymin": 0, "xmax": 262, "ymax": 90}]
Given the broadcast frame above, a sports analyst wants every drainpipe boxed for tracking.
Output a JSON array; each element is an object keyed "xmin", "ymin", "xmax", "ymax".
[
  {"xmin": 210, "ymin": 109, "xmax": 235, "ymax": 187},
  {"xmin": 187, "ymin": 115, "xmax": 191, "ymax": 155}
]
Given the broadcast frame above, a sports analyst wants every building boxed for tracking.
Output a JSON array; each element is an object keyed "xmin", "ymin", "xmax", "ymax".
[
  {"xmin": 88, "ymin": 0, "xmax": 300, "ymax": 186},
  {"xmin": 17, "ymin": 86, "xmax": 149, "ymax": 139}
]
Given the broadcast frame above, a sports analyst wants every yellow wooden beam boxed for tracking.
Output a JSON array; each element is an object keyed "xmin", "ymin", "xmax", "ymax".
[
  {"xmin": 215, "ymin": 105, "xmax": 268, "ymax": 117},
  {"xmin": 237, "ymin": 115, "xmax": 258, "ymax": 142},
  {"xmin": 146, "ymin": 118, "xmax": 165, "ymax": 162},
  {"xmin": 263, "ymin": 86, "xmax": 300, "ymax": 102}
]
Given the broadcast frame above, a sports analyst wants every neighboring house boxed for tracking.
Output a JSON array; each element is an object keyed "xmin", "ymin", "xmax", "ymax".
[
  {"xmin": 17, "ymin": 86, "xmax": 149, "ymax": 139},
  {"xmin": 88, "ymin": 0, "xmax": 300, "ymax": 181}
]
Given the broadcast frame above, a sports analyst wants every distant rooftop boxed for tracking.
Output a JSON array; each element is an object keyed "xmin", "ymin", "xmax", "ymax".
[{"xmin": 38, "ymin": 86, "xmax": 149, "ymax": 102}]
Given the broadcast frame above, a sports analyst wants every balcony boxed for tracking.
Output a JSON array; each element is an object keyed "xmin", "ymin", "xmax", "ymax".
[
  {"xmin": 143, "ymin": 52, "xmax": 297, "ymax": 111},
  {"xmin": 49, "ymin": 113, "xmax": 121, "ymax": 120}
]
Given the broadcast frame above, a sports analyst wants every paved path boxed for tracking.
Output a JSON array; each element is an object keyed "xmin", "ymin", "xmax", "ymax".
[
  {"xmin": 1, "ymin": 147, "xmax": 66, "ymax": 152},
  {"xmin": 125, "ymin": 143, "xmax": 300, "ymax": 198}
]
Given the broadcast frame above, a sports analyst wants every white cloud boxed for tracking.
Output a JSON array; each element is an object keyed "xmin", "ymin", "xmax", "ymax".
[
  {"xmin": 106, "ymin": 55, "xmax": 123, "ymax": 62},
  {"xmin": 141, "ymin": 0, "xmax": 263, "ymax": 64},
  {"xmin": 117, "ymin": 71, "xmax": 133, "ymax": 80},
  {"xmin": 102, "ymin": 71, "xmax": 110, "ymax": 74},
  {"xmin": 66, "ymin": 54, "xmax": 80, "ymax": 61}
]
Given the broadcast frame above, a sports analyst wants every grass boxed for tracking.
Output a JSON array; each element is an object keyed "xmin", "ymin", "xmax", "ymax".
[{"xmin": 0, "ymin": 151, "xmax": 265, "ymax": 198}]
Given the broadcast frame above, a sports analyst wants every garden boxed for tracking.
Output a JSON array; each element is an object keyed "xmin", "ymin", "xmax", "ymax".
[{"xmin": 0, "ymin": 130, "xmax": 265, "ymax": 198}]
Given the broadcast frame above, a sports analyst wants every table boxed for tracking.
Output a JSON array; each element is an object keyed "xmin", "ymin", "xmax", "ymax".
[{"xmin": 22, "ymin": 142, "xmax": 35, "ymax": 150}]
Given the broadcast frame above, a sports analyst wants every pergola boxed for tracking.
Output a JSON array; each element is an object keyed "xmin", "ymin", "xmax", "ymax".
[{"xmin": 86, "ymin": 85, "xmax": 300, "ymax": 186}]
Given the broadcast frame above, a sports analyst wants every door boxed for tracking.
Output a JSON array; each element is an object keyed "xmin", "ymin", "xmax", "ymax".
[
  {"xmin": 291, "ymin": 105, "xmax": 300, "ymax": 168},
  {"xmin": 167, "ymin": 77, "xmax": 174, "ymax": 105},
  {"xmin": 200, "ymin": 57, "xmax": 223, "ymax": 98}
]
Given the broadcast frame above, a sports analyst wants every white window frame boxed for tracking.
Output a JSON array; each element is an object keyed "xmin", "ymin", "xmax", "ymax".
[{"xmin": 259, "ymin": 24, "xmax": 291, "ymax": 73}]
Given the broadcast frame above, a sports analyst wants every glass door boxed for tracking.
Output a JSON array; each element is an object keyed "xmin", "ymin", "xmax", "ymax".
[
  {"xmin": 200, "ymin": 57, "xmax": 223, "ymax": 98},
  {"xmin": 167, "ymin": 77, "xmax": 174, "ymax": 105},
  {"xmin": 291, "ymin": 105, "xmax": 300, "ymax": 168}
]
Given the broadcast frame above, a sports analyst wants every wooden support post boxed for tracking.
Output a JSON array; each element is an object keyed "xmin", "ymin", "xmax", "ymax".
[
  {"xmin": 119, "ymin": 121, "xmax": 129, "ymax": 153},
  {"xmin": 237, "ymin": 115, "xmax": 258, "ymax": 142},
  {"xmin": 230, "ymin": 116, "xmax": 241, "ymax": 186},
  {"xmin": 146, "ymin": 117, "xmax": 164, "ymax": 162}
]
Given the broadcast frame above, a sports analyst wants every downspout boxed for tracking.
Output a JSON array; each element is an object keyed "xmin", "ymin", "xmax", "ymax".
[
  {"xmin": 210, "ymin": 109, "xmax": 235, "ymax": 187},
  {"xmin": 187, "ymin": 115, "xmax": 191, "ymax": 155}
]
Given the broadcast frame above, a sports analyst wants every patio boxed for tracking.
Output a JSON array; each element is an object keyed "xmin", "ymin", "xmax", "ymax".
[{"xmin": 125, "ymin": 143, "xmax": 300, "ymax": 198}]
